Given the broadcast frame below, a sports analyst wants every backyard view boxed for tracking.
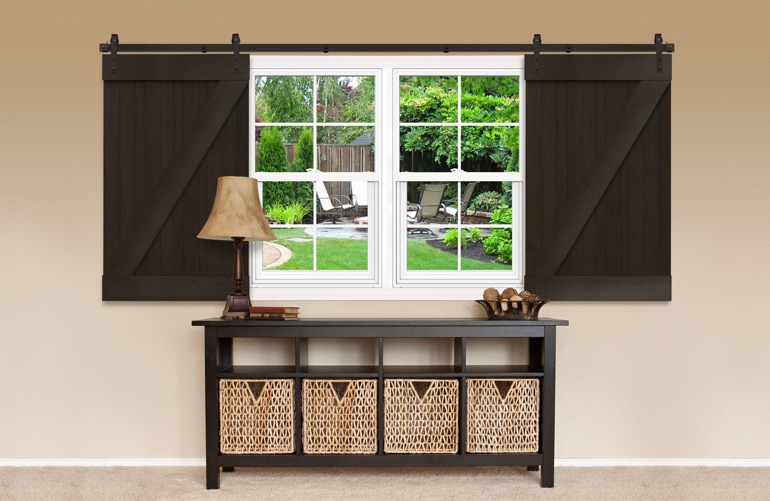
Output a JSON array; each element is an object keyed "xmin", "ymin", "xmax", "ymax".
[{"xmin": 254, "ymin": 73, "xmax": 519, "ymax": 273}]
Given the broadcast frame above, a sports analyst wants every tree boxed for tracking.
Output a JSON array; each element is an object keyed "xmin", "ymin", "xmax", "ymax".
[
  {"xmin": 258, "ymin": 128, "xmax": 292, "ymax": 207},
  {"xmin": 293, "ymin": 128, "xmax": 315, "ymax": 207},
  {"xmin": 399, "ymin": 76, "xmax": 520, "ymax": 172},
  {"xmin": 255, "ymin": 76, "xmax": 313, "ymax": 127}
]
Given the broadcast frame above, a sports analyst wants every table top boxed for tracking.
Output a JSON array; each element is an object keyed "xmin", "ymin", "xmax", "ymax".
[{"xmin": 192, "ymin": 317, "xmax": 569, "ymax": 327}]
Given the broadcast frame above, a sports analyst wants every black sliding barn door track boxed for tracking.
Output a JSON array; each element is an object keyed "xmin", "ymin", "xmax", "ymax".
[{"xmin": 100, "ymin": 33, "xmax": 675, "ymax": 56}]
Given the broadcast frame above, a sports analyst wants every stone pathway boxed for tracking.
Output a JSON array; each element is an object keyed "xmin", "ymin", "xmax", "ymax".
[{"xmin": 263, "ymin": 241, "xmax": 292, "ymax": 269}]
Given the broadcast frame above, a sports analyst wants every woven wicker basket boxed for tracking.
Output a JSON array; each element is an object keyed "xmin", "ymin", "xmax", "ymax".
[
  {"xmin": 466, "ymin": 378, "xmax": 540, "ymax": 453},
  {"xmin": 384, "ymin": 379, "xmax": 458, "ymax": 454},
  {"xmin": 302, "ymin": 379, "xmax": 377, "ymax": 454},
  {"xmin": 219, "ymin": 379, "xmax": 295, "ymax": 454}
]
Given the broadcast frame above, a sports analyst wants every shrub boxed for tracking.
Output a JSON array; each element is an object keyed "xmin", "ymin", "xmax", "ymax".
[
  {"xmin": 443, "ymin": 228, "xmax": 466, "ymax": 249},
  {"xmin": 467, "ymin": 228, "xmax": 483, "ymax": 243},
  {"xmin": 293, "ymin": 129, "xmax": 315, "ymax": 204},
  {"xmin": 483, "ymin": 207, "xmax": 513, "ymax": 264},
  {"xmin": 258, "ymin": 129, "xmax": 292, "ymax": 206},
  {"xmin": 469, "ymin": 191, "xmax": 504, "ymax": 212},
  {"xmin": 258, "ymin": 128, "xmax": 288, "ymax": 172},
  {"xmin": 266, "ymin": 202, "xmax": 311, "ymax": 225},
  {"xmin": 443, "ymin": 228, "xmax": 483, "ymax": 249},
  {"xmin": 294, "ymin": 128, "xmax": 313, "ymax": 172}
]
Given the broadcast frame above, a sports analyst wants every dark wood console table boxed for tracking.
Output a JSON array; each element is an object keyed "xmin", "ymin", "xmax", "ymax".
[{"xmin": 192, "ymin": 318, "xmax": 568, "ymax": 489}]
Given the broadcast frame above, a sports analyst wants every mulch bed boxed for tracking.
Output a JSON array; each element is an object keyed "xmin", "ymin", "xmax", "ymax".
[{"xmin": 426, "ymin": 238, "xmax": 499, "ymax": 263}]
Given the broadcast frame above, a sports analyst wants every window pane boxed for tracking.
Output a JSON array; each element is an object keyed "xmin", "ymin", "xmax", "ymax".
[
  {"xmin": 262, "ymin": 228, "xmax": 313, "ymax": 271},
  {"xmin": 461, "ymin": 76, "xmax": 519, "ymax": 123},
  {"xmin": 317, "ymin": 126, "xmax": 374, "ymax": 173},
  {"xmin": 315, "ymin": 181, "xmax": 369, "ymax": 225},
  {"xmin": 400, "ymin": 76, "xmax": 458, "ymax": 123},
  {"xmin": 458, "ymin": 228, "xmax": 513, "ymax": 271},
  {"xmin": 460, "ymin": 126, "xmax": 519, "ymax": 172},
  {"xmin": 400, "ymin": 126, "xmax": 458, "ymax": 172},
  {"xmin": 314, "ymin": 227, "xmax": 369, "ymax": 271},
  {"xmin": 317, "ymin": 76, "xmax": 375, "ymax": 123},
  {"xmin": 255, "ymin": 76, "xmax": 313, "ymax": 123},
  {"xmin": 461, "ymin": 182, "xmax": 509, "ymax": 224},
  {"xmin": 463, "ymin": 184, "xmax": 515, "ymax": 271},
  {"xmin": 407, "ymin": 226, "xmax": 457, "ymax": 271},
  {"xmin": 261, "ymin": 181, "xmax": 314, "ymax": 223},
  {"xmin": 405, "ymin": 181, "xmax": 450, "ymax": 225},
  {"xmin": 256, "ymin": 126, "xmax": 312, "ymax": 173}
]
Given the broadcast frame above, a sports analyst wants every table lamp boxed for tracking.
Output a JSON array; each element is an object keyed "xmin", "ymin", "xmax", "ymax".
[{"xmin": 198, "ymin": 176, "xmax": 276, "ymax": 318}]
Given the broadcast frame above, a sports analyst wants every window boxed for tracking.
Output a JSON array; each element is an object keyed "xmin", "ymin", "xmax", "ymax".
[{"xmin": 249, "ymin": 56, "xmax": 524, "ymax": 300}]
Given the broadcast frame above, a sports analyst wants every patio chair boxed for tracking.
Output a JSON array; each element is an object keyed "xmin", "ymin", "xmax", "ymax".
[
  {"xmin": 317, "ymin": 181, "xmax": 356, "ymax": 224},
  {"xmin": 406, "ymin": 183, "xmax": 447, "ymax": 236},
  {"xmin": 439, "ymin": 182, "xmax": 479, "ymax": 221}
]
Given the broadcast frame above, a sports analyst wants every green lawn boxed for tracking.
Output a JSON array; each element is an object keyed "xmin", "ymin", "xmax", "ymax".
[
  {"xmin": 270, "ymin": 229, "xmax": 368, "ymax": 271},
  {"xmin": 406, "ymin": 239, "xmax": 509, "ymax": 271},
  {"xmin": 269, "ymin": 228, "xmax": 508, "ymax": 272}
]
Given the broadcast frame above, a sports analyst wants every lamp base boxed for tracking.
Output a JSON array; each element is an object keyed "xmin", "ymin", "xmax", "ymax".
[{"xmin": 221, "ymin": 293, "xmax": 251, "ymax": 319}]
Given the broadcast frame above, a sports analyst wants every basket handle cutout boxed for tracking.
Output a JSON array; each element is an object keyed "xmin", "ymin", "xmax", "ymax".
[
  {"xmin": 246, "ymin": 381, "xmax": 267, "ymax": 402},
  {"xmin": 330, "ymin": 381, "xmax": 351, "ymax": 403},
  {"xmin": 410, "ymin": 381, "xmax": 433, "ymax": 401},
  {"xmin": 494, "ymin": 380, "xmax": 514, "ymax": 401}
]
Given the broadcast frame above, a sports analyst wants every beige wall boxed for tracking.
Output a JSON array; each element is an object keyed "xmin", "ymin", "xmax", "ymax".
[{"xmin": 1, "ymin": 0, "xmax": 769, "ymax": 461}]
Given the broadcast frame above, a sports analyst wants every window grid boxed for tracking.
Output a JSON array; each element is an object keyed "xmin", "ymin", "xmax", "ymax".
[{"xmin": 249, "ymin": 56, "xmax": 524, "ymax": 300}]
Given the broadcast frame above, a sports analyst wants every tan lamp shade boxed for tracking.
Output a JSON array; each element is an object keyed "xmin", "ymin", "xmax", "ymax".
[{"xmin": 198, "ymin": 176, "xmax": 276, "ymax": 241}]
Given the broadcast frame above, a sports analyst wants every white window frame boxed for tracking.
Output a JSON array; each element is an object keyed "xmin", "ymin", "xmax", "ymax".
[{"xmin": 249, "ymin": 55, "xmax": 525, "ymax": 301}]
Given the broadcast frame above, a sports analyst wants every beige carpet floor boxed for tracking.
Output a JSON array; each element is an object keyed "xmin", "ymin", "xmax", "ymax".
[{"xmin": 2, "ymin": 466, "xmax": 769, "ymax": 500}]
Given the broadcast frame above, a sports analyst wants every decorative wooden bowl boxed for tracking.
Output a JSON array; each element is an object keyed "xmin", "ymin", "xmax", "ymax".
[{"xmin": 476, "ymin": 299, "xmax": 550, "ymax": 320}]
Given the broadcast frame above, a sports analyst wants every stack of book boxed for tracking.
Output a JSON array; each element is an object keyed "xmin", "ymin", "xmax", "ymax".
[{"xmin": 248, "ymin": 306, "xmax": 300, "ymax": 320}]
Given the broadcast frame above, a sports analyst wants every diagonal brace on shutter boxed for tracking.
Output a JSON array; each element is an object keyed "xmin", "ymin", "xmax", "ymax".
[
  {"xmin": 106, "ymin": 80, "xmax": 247, "ymax": 275},
  {"xmin": 529, "ymin": 80, "xmax": 670, "ymax": 276}
]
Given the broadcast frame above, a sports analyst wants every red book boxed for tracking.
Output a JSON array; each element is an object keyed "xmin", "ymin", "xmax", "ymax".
[{"xmin": 249, "ymin": 306, "xmax": 300, "ymax": 314}]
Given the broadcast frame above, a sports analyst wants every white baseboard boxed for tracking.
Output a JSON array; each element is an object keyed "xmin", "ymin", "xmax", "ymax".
[
  {"xmin": 555, "ymin": 459, "xmax": 770, "ymax": 467},
  {"xmin": 2, "ymin": 458, "xmax": 769, "ymax": 468},
  {"xmin": 0, "ymin": 459, "xmax": 206, "ymax": 467}
]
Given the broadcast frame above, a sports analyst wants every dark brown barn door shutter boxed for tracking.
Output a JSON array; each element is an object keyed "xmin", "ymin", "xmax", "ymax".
[
  {"xmin": 525, "ymin": 55, "xmax": 671, "ymax": 300},
  {"xmin": 102, "ymin": 55, "xmax": 249, "ymax": 300}
]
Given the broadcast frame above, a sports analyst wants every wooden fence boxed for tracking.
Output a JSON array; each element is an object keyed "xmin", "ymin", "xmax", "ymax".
[{"xmin": 285, "ymin": 144, "xmax": 372, "ymax": 200}]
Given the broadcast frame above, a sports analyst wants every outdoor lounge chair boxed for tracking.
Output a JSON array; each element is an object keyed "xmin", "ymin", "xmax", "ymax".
[
  {"xmin": 439, "ymin": 181, "xmax": 479, "ymax": 221},
  {"xmin": 317, "ymin": 181, "xmax": 356, "ymax": 224},
  {"xmin": 406, "ymin": 183, "xmax": 447, "ymax": 236}
]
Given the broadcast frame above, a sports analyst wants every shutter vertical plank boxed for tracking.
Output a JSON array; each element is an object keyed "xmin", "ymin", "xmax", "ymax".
[
  {"xmin": 604, "ymin": 82, "xmax": 627, "ymax": 275},
  {"xmin": 591, "ymin": 81, "xmax": 608, "ymax": 275},
  {"xmin": 555, "ymin": 82, "xmax": 569, "ymax": 243},
  {"xmin": 643, "ymin": 100, "xmax": 661, "ymax": 275},
  {"xmin": 235, "ymin": 88, "xmax": 250, "ymax": 277},
  {"xmin": 579, "ymin": 82, "xmax": 597, "ymax": 276},
  {"xmin": 526, "ymin": 81, "xmax": 543, "ymax": 260},
  {"xmin": 560, "ymin": 82, "xmax": 584, "ymax": 274},
  {"xmin": 119, "ymin": 82, "xmax": 136, "ymax": 245},
  {"xmin": 143, "ymin": 81, "xmax": 163, "ymax": 275},
  {"xmin": 540, "ymin": 82, "xmax": 557, "ymax": 253},
  {"xmin": 133, "ymin": 84, "xmax": 149, "ymax": 274},
  {"xmin": 627, "ymin": 94, "xmax": 645, "ymax": 275},
  {"xmin": 104, "ymin": 83, "xmax": 121, "ymax": 263},
  {"xmin": 658, "ymin": 86, "xmax": 672, "ymax": 276}
]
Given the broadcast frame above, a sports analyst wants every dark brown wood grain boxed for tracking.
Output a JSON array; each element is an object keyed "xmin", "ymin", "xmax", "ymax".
[
  {"xmin": 525, "ymin": 55, "xmax": 672, "ymax": 300},
  {"xmin": 103, "ymin": 56, "xmax": 249, "ymax": 301}
]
